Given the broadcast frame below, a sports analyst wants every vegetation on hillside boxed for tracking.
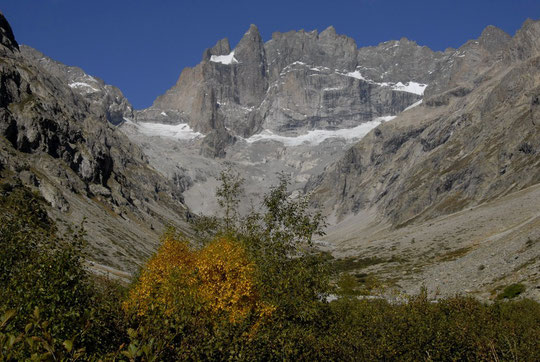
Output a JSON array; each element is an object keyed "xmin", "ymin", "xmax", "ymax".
[{"xmin": 0, "ymin": 174, "xmax": 539, "ymax": 360}]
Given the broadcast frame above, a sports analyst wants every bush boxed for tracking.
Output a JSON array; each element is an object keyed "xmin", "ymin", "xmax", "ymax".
[
  {"xmin": 2, "ymin": 177, "xmax": 540, "ymax": 360},
  {"xmin": 0, "ymin": 183, "xmax": 127, "ymax": 359},
  {"xmin": 497, "ymin": 283, "xmax": 526, "ymax": 300}
]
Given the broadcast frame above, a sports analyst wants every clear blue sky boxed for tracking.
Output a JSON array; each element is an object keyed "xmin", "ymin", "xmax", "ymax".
[{"xmin": 2, "ymin": 0, "xmax": 539, "ymax": 109}]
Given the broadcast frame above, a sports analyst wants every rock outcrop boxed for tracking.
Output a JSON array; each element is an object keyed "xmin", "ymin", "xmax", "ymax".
[
  {"xmin": 0, "ymin": 12, "xmax": 190, "ymax": 272},
  {"xmin": 20, "ymin": 45, "xmax": 134, "ymax": 125}
]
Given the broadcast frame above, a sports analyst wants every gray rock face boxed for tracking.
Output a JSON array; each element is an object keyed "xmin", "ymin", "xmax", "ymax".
[
  {"xmin": 20, "ymin": 45, "xmax": 134, "ymax": 125},
  {"xmin": 123, "ymin": 21, "xmax": 538, "ymax": 227},
  {"xmin": 147, "ymin": 24, "xmax": 445, "ymax": 156},
  {"xmin": 0, "ymin": 13, "xmax": 190, "ymax": 272},
  {"xmin": 508, "ymin": 18, "xmax": 540, "ymax": 61},
  {"xmin": 145, "ymin": 22, "xmax": 516, "ymax": 157},
  {"xmin": 307, "ymin": 19, "xmax": 540, "ymax": 226},
  {"xmin": 254, "ymin": 62, "xmax": 420, "ymax": 133}
]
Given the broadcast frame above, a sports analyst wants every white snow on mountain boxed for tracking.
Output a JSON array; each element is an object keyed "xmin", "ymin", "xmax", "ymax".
[
  {"xmin": 245, "ymin": 116, "xmax": 396, "ymax": 146},
  {"xmin": 390, "ymin": 81, "xmax": 427, "ymax": 95},
  {"xmin": 345, "ymin": 70, "xmax": 367, "ymax": 80},
  {"xmin": 133, "ymin": 122, "xmax": 202, "ymax": 140},
  {"xmin": 341, "ymin": 70, "xmax": 427, "ymax": 95},
  {"xmin": 210, "ymin": 51, "xmax": 239, "ymax": 65},
  {"xmin": 404, "ymin": 99, "xmax": 423, "ymax": 111},
  {"xmin": 69, "ymin": 82, "xmax": 99, "ymax": 93}
]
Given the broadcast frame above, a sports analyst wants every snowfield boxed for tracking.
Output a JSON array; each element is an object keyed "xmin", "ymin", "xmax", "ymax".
[
  {"xmin": 245, "ymin": 116, "xmax": 396, "ymax": 146},
  {"xmin": 128, "ymin": 120, "xmax": 202, "ymax": 140}
]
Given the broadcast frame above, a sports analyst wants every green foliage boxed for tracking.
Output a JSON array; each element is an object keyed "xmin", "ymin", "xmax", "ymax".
[
  {"xmin": 213, "ymin": 170, "xmax": 330, "ymax": 320},
  {"xmin": 0, "ymin": 183, "xmax": 128, "ymax": 359},
  {"xmin": 0, "ymin": 184, "xmax": 91, "ymax": 341},
  {"xmin": 497, "ymin": 283, "xmax": 526, "ymax": 300},
  {"xmin": 2, "ymin": 178, "xmax": 540, "ymax": 360},
  {"xmin": 325, "ymin": 294, "xmax": 540, "ymax": 361},
  {"xmin": 0, "ymin": 307, "xmax": 87, "ymax": 361},
  {"xmin": 215, "ymin": 165, "xmax": 244, "ymax": 231}
]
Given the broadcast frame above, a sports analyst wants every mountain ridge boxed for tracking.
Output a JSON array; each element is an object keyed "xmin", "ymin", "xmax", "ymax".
[{"xmin": 0, "ymin": 12, "xmax": 191, "ymax": 273}]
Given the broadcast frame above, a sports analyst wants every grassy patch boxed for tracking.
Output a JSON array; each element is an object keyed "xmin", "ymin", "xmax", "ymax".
[
  {"xmin": 333, "ymin": 255, "xmax": 405, "ymax": 273},
  {"xmin": 497, "ymin": 283, "xmax": 526, "ymax": 300},
  {"xmin": 437, "ymin": 246, "xmax": 472, "ymax": 262},
  {"xmin": 336, "ymin": 272, "xmax": 383, "ymax": 296}
]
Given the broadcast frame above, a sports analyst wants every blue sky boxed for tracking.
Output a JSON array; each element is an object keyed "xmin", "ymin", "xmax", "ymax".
[{"xmin": 2, "ymin": 0, "xmax": 539, "ymax": 109}]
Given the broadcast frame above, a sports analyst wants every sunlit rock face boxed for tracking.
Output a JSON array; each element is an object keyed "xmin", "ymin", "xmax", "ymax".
[{"xmin": 116, "ymin": 21, "xmax": 534, "ymax": 223}]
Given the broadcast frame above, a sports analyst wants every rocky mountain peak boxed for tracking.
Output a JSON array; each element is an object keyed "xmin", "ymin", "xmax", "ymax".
[
  {"xmin": 202, "ymin": 38, "xmax": 231, "ymax": 61},
  {"xmin": 477, "ymin": 25, "xmax": 511, "ymax": 53},
  {"xmin": 319, "ymin": 25, "xmax": 337, "ymax": 37},
  {"xmin": 232, "ymin": 24, "xmax": 267, "ymax": 106},
  {"xmin": 509, "ymin": 18, "xmax": 540, "ymax": 60},
  {"xmin": 0, "ymin": 12, "xmax": 19, "ymax": 52},
  {"xmin": 235, "ymin": 24, "xmax": 264, "ymax": 60}
]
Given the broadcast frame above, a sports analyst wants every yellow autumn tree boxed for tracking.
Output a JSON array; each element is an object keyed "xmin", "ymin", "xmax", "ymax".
[{"xmin": 124, "ymin": 230, "xmax": 274, "ymax": 324}]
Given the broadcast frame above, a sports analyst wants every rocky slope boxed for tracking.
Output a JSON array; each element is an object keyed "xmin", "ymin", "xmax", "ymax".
[
  {"xmin": 0, "ymin": 12, "xmax": 190, "ymax": 273},
  {"xmin": 20, "ymin": 45, "xmax": 134, "ymax": 125},
  {"xmin": 307, "ymin": 19, "xmax": 540, "ymax": 225},
  {"xmin": 307, "ymin": 19, "xmax": 540, "ymax": 300}
]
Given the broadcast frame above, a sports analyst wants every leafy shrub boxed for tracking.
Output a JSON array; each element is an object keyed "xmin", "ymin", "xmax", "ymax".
[
  {"xmin": 497, "ymin": 283, "xmax": 526, "ymax": 300},
  {"xmin": 2, "ymin": 177, "xmax": 540, "ymax": 360},
  {"xmin": 124, "ymin": 231, "xmax": 274, "ymax": 323},
  {"xmin": 0, "ymin": 183, "xmax": 127, "ymax": 359}
]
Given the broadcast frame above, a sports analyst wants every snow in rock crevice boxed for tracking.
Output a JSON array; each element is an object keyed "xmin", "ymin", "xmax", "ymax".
[
  {"xmin": 245, "ymin": 116, "xmax": 396, "ymax": 146},
  {"xmin": 345, "ymin": 70, "xmax": 366, "ymax": 81},
  {"xmin": 341, "ymin": 69, "xmax": 427, "ymax": 95},
  {"xmin": 210, "ymin": 51, "xmax": 239, "ymax": 65}
]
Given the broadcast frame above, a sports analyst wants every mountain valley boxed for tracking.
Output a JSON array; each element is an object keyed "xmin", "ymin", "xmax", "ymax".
[{"xmin": 1, "ymin": 11, "xmax": 539, "ymax": 300}]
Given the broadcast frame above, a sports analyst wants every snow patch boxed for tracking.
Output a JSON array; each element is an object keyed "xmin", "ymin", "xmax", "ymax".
[
  {"xmin": 340, "ymin": 70, "xmax": 427, "ymax": 95},
  {"xmin": 69, "ymin": 82, "xmax": 99, "ymax": 93},
  {"xmin": 245, "ymin": 116, "xmax": 396, "ymax": 146},
  {"xmin": 134, "ymin": 122, "xmax": 202, "ymax": 140},
  {"xmin": 160, "ymin": 112, "xmax": 167, "ymax": 116},
  {"xmin": 345, "ymin": 70, "xmax": 366, "ymax": 80},
  {"xmin": 390, "ymin": 82, "xmax": 427, "ymax": 95},
  {"xmin": 404, "ymin": 99, "xmax": 423, "ymax": 111},
  {"xmin": 210, "ymin": 51, "xmax": 239, "ymax": 65}
]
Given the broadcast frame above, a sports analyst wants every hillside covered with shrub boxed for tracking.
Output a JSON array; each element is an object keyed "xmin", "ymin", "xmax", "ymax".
[{"xmin": 1, "ymin": 173, "xmax": 539, "ymax": 360}]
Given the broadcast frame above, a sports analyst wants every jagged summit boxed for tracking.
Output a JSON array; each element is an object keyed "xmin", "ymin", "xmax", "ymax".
[
  {"xmin": 202, "ymin": 38, "xmax": 231, "ymax": 61},
  {"xmin": 245, "ymin": 23, "xmax": 260, "ymax": 34},
  {"xmin": 320, "ymin": 25, "xmax": 336, "ymax": 36}
]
